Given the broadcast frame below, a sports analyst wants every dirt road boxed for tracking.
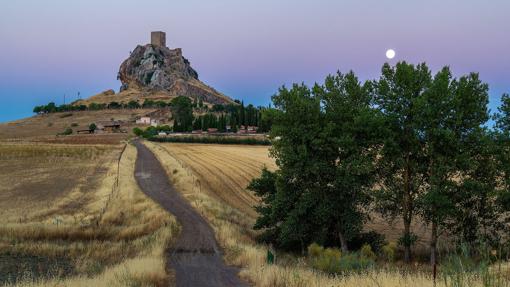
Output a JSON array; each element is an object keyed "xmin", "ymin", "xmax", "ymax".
[{"xmin": 133, "ymin": 141, "xmax": 248, "ymax": 287}]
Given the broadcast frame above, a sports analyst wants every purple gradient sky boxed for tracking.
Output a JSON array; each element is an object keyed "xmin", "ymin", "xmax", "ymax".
[{"xmin": 1, "ymin": 0, "xmax": 509, "ymax": 122}]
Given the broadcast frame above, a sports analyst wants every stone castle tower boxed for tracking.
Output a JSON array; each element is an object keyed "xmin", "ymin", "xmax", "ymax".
[{"xmin": 151, "ymin": 31, "xmax": 166, "ymax": 47}]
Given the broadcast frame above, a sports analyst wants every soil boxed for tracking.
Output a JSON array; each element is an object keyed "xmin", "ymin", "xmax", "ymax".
[{"xmin": 133, "ymin": 140, "xmax": 248, "ymax": 287}]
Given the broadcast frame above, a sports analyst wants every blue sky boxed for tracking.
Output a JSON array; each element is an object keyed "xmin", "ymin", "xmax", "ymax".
[{"xmin": 1, "ymin": 0, "xmax": 509, "ymax": 122}]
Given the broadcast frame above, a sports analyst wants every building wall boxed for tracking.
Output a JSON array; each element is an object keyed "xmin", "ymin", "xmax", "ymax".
[{"xmin": 151, "ymin": 31, "xmax": 166, "ymax": 47}]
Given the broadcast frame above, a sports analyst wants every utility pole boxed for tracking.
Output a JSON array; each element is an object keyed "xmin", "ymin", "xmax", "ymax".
[{"xmin": 78, "ymin": 91, "xmax": 80, "ymax": 100}]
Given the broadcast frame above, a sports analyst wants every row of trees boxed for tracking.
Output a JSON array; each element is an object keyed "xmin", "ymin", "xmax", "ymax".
[
  {"xmin": 33, "ymin": 99, "xmax": 173, "ymax": 114},
  {"xmin": 170, "ymin": 96, "xmax": 275, "ymax": 133},
  {"xmin": 248, "ymin": 62, "xmax": 510, "ymax": 266}
]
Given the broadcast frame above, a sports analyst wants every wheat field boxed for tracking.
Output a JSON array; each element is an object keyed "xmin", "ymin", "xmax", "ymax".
[
  {"xmin": 150, "ymin": 143, "xmax": 276, "ymax": 218},
  {"xmin": 0, "ymin": 142, "xmax": 179, "ymax": 286}
]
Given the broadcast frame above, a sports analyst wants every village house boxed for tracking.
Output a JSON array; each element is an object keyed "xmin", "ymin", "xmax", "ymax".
[
  {"xmin": 135, "ymin": 110, "xmax": 169, "ymax": 126},
  {"xmin": 136, "ymin": 116, "xmax": 151, "ymax": 125},
  {"xmin": 96, "ymin": 121, "xmax": 121, "ymax": 133}
]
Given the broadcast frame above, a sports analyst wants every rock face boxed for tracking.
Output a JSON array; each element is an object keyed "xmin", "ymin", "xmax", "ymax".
[{"xmin": 118, "ymin": 44, "xmax": 233, "ymax": 104}]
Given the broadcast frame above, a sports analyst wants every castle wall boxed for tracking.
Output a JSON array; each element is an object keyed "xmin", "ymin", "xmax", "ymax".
[{"xmin": 151, "ymin": 31, "xmax": 166, "ymax": 47}]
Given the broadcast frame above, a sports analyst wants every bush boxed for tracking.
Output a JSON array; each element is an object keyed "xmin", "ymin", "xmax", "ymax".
[
  {"xmin": 337, "ymin": 253, "xmax": 375, "ymax": 273},
  {"xmin": 89, "ymin": 123, "xmax": 97, "ymax": 131},
  {"xmin": 381, "ymin": 242, "xmax": 397, "ymax": 262},
  {"xmin": 348, "ymin": 231, "xmax": 386, "ymax": 253},
  {"xmin": 310, "ymin": 247, "xmax": 342, "ymax": 274},
  {"xmin": 307, "ymin": 243, "xmax": 324, "ymax": 258},
  {"xmin": 71, "ymin": 123, "xmax": 79, "ymax": 127},
  {"xmin": 58, "ymin": 128, "xmax": 73, "ymax": 136},
  {"xmin": 133, "ymin": 127, "xmax": 144, "ymax": 137},
  {"xmin": 307, "ymin": 243, "xmax": 376, "ymax": 274},
  {"xmin": 360, "ymin": 244, "xmax": 376, "ymax": 260}
]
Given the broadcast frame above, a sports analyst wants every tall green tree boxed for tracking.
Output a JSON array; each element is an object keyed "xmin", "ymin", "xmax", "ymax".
[
  {"xmin": 373, "ymin": 62, "xmax": 432, "ymax": 263},
  {"xmin": 250, "ymin": 72, "xmax": 380, "ymax": 252},
  {"xmin": 171, "ymin": 96, "xmax": 193, "ymax": 132},
  {"xmin": 314, "ymin": 71, "xmax": 382, "ymax": 251}
]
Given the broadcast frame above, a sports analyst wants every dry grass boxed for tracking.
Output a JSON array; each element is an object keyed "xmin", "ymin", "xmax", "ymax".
[
  {"xmin": 145, "ymin": 141, "xmax": 500, "ymax": 287},
  {"xmin": 0, "ymin": 109, "xmax": 155, "ymax": 140},
  {"xmin": 0, "ymin": 142, "xmax": 179, "ymax": 286}
]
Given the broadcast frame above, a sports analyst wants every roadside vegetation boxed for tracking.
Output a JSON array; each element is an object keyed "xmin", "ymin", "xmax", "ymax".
[{"xmin": 0, "ymin": 142, "xmax": 179, "ymax": 286}]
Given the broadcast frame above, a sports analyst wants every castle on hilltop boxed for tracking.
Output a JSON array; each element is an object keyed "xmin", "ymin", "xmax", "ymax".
[{"xmin": 151, "ymin": 31, "xmax": 166, "ymax": 47}]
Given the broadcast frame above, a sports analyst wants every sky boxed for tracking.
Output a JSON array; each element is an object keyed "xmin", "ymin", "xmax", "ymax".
[{"xmin": 0, "ymin": 0, "xmax": 509, "ymax": 122}]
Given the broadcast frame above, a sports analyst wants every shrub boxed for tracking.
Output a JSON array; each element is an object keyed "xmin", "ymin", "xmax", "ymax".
[
  {"xmin": 71, "ymin": 123, "xmax": 79, "ymax": 127},
  {"xmin": 337, "ymin": 253, "xmax": 375, "ymax": 272},
  {"xmin": 360, "ymin": 244, "xmax": 376, "ymax": 260},
  {"xmin": 89, "ymin": 123, "xmax": 97, "ymax": 131},
  {"xmin": 311, "ymin": 247, "xmax": 342, "ymax": 274},
  {"xmin": 307, "ymin": 243, "xmax": 324, "ymax": 258},
  {"xmin": 133, "ymin": 127, "xmax": 144, "ymax": 137},
  {"xmin": 348, "ymin": 231, "xmax": 386, "ymax": 253},
  {"xmin": 381, "ymin": 242, "xmax": 397, "ymax": 262},
  {"xmin": 307, "ymin": 243, "xmax": 376, "ymax": 274},
  {"xmin": 58, "ymin": 128, "xmax": 73, "ymax": 136}
]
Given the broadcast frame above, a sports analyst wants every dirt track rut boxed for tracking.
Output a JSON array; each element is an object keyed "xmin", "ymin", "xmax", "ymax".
[{"xmin": 133, "ymin": 140, "xmax": 248, "ymax": 287}]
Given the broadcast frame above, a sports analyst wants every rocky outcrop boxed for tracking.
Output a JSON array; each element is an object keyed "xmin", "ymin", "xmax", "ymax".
[{"xmin": 118, "ymin": 44, "xmax": 233, "ymax": 105}]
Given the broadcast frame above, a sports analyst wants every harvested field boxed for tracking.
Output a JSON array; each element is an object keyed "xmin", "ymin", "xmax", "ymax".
[
  {"xmin": 0, "ymin": 142, "xmax": 179, "ymax": 286},
  {"xmin": 149, "ymin": 142, "xmax": 276, "ymax": 218}
]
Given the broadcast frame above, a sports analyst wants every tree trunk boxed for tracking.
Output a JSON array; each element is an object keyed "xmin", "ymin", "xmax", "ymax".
[
  {"xmin": 403, "ymin": 153, "xmax": 413, "ymax": 263},
  {"xmin": 403, "ymin": 217, "xmax": 411, "ymax": 263},
  {"xmin": 338, "ymin": 231, "xmax": 349, "ymax": 253},
  {"xmin": 430, "ymin": 221, "xmax": 438, "ymax": 267}
]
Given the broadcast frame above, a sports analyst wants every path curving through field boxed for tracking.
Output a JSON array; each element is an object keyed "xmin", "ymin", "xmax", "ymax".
[{"xmin": 133, "ymin": 140, "xmax": 248, "ymax": 287}]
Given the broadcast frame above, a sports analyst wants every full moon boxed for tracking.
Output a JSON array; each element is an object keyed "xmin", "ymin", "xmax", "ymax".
[{"xmin": 386, "ymin": 49, "xmax": 396, "ymax": 59}]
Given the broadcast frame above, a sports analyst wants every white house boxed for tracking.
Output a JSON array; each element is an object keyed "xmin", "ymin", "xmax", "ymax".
[{"xmin": 136, "ymin": 116, "xmax": 151, "ymax": 125}]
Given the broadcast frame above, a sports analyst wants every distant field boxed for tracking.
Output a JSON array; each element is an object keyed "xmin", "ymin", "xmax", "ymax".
[
  {"xmin": 149, "ymin": 142, "xmax": 276, "ymax": 218},
  {"xmin": 0, "ymin": 142, "xmax": 178, "ymax": 286},
  {"xmin": 0, "ymin": 109, "xmax": 155, "ymax": 140}
]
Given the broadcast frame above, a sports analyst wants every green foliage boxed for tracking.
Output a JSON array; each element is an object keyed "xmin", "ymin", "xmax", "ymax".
[
  {"xmin": 89, "ymin": 123, "xmax": 97, "ymax": 131},
  {"xmin": 311, "ymin": 248, "xmax": 342, "ymax": 274},
  {"xmin": 126, "ymin": 100, "xmax": 140, "ymax": 109},
  {"xmin": 171, "ymin": 96, "xmax": 193, "ymax": 132},
  {"xmin": 108, "ymin": 102, "xmax": 121, "ymax": 109},
  {"xmin": 381, "ymin": 242, "xmax": 397, "ymax": 262},
  {"xmin": 249, "ymin": 71, "xmax": 379, "ymax": 252},
  {"xmin": 336, "ymin": 253, "xmax": 375, "ymax": 273},
  {"xmin": 133, "ymin": 127, "xmax": 144, "ymax": 137},
  {"xmin": 257, "ymin": 108, "xmax": 277, "ymax": 133},
  {"xmin": 307, "ymin": 243, "xmax": 375, "ymax": 274},
  {"xmin": 347, "ymin": 231, "xmax": 386, "ymax": 253},
  {"xmin": 439, "ymin": 245, "xmax": 510, "ymax": 287},
  {"xmin": 58, "ymin": 127, "xmax": 73, "ymax": 136},
  {"xmin": 149, "ymin": 135, "xmax": 270, "ymax": 145},
  {"xmin": 307, "ymin": 243, "xmax": 324, "ymax": 258},
  {"xmin": 360, "ymin": 244, "xmax": 376, "ymax": 260}
]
